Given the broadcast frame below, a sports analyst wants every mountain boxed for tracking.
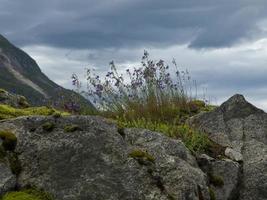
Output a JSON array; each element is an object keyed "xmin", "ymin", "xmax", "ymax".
[{"xmin": 0, "ymin": 34, "xmax": 94, "ymax": 111}]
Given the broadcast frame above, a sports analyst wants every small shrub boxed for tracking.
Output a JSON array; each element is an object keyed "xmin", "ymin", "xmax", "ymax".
[
  {"xmin": 129, "ymin": 149, "xmax": 155, "ymax": 163},
  {"xmin": 1, "ymin": 188, "xmax": 53, "ymax": 200},
  {"xmin": 64, "ymin": 125, "xmax": 81, "ymax": 132},
  {"xmin": 209, "ymin": 187, "xmax": 216, "ymax": 200},
  {"xmin": 209, "ymin": 173, "xmax": 224, "ymax": 187},
  {"xmin": 0, "ymin": 130, "xmax": 17, "ymax": 151},
  {"xmin": 42, "ymin": 122, "xmax": 55, "ymax": 132}
]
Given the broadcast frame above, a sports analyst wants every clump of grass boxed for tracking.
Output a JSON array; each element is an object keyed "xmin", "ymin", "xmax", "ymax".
[
  {"xmin": 0, "ymin": 104, "xmax": 69, "ymax": 120},
  {"xmin": 64, "ymin": 125, "xmax": 81, "ymax": 132},
  {"xmin": 118, "ymin": 118, "xmax": 211, "ymax": 153},
  {"xmin": 42, "ymin": 122, "xmax": 55, "ymax": 132},
  {"xmin": 0, "ymin": 130, "xmax": 17, "ymax": 151},
  {"xmin": 209, "ymin": 187, "xmax": 216, "ymax": 200},
  {"xmin": 1, "ymin": 188, "xmax": 53, "ymax": 200},
  {"xmin": 75, "ymin": 51, "xmax": 214, "ymax": 154},
  {"xmin": 209, "ymin": 173, "xmax": 224, "ymax": 187},
  {"xmin": 129, "ymin": 149, "xmax": 155, "ymax": 163}
]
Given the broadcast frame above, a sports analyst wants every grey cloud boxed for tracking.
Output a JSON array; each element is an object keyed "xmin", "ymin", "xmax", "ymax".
[{"xmin": 1, "ymin": 0, "xmax": 267, "ymax": 49}]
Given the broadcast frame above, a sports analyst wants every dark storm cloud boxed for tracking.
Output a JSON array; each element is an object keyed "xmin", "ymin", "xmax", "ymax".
[{"xmin": 1, "ymin": 0, "xmax": 267, "ymax": 49}]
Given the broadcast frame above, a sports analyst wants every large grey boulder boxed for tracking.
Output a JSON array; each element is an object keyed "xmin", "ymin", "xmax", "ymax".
[
  {"xmin": 0, "ymin": 116, "xmax": 210, "ymax": 200},
  {"xmin": 191, "ymin": 94, "xmax": 267, "ymax": 200}
]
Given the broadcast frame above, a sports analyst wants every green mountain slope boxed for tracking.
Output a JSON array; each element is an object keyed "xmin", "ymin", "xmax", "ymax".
[{"xmin": 0, "ymin": 34, "xmax": 94, "ymax": 111}]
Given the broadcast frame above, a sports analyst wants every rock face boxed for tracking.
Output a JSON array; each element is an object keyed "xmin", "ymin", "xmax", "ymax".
[
  {"xmin": 191, "ymin": 94, "xmax": 267, "ymax": 200},
  {"xmin": 0, "ymin": 89, "xmax": 29, "ymax": 108},
  {"xmin": 0, "ymin": 94, "xmax": 266, "ymax": 200},
  {"xmin": 0, "ymin": 116, "xmax": 209, "ymax": 200},
  {"xmin": 0, "ymin": 162, "xmax": 16, "ymax": 195}
]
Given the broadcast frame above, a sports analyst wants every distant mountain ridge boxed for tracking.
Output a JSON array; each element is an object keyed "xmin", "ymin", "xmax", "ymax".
[{"xmin": 0, "ymin": 34, "xmax": 94, "ymax": 110}]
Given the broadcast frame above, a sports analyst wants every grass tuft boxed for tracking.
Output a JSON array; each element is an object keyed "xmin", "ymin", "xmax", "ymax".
[{"xmin": 118, "ymin": 118, "xmax": 211, "ymax": 153}]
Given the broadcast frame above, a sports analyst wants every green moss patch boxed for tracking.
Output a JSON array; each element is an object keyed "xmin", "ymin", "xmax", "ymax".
[
  {"xmin": 209, "ymin": 173, "xmax": 224, "ymax": 187},
  {"xmin": 0, "ymin": 104, "xmax": 69, "ymax": 120},
  {"xmin": 209, "ymin": 187, "xmax": 216, "ymax": 200},
  {"xmin": 129, "ymin": 149, "xmax": 155, "ymax": 163},
  {"xmin": 0, "ymin": 130, "xmax": 17, "ymax": 151},
  {"xmin": 42, "ymin": 122, "xmax": 55, "ymax": 132},
  {"xmin": 64, "ymin": 125, "xmax": 81, "ymax": 132},
  {"xmin": 1, "ymin": 188, "xmax": 53, "ymax": 200}
]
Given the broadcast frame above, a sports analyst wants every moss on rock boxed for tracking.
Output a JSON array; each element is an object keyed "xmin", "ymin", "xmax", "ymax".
[
  {"xmin": 129, "ymin": 149, "xmax": 155, "ymax": 163},
  {"xmin": 42, "ymin": 122, "xmax": 55, "ymax": 132},
  {"xmin": 64, "ymin": 125, "xmax": 81, "ymax": 132},
  {"xmin": 1, "ymin": 188, "xmax": 53, "ymax": 200},
  {"xmin": 0, "ymin": 130, "xmax": 17, "ymax": 151},
  {"xmin": 0, "ymin": 104, "xmax": 69, "ymax": 120},
  {"xmin": 209, "ymin": 173, "xmax": 224, "ymax": 187}
]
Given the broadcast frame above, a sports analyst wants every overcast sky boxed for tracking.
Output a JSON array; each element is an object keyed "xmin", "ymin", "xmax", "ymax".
[{"xmin": 1, "ymin": 0, "xmax": 267, "ymax": 109}]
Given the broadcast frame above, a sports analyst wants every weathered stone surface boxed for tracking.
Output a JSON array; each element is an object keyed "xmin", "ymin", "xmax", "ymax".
[
  {"xmin": 197, "ymin": 154, "xmax": 240, "ymax": 200},
  {"xmin": 0, "ymin": 162, "xmax": 16, "ymax": 195},
  {"xmin": 0, "ymin": 116, "xmax": 210, "ymax": 200},
  {"xmin": 191, "ymin": 94, "xmax": 267, "ymax": 200},
  {"xmin": 225, "ymin": 147, "xmax": 243, "ymax": 162},
  {"xmin": 0, "ymin": 89, "xmax": 29, "ymax": 108}
]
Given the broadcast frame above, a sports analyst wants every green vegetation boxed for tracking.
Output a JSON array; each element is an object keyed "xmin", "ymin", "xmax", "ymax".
[
  {"xmin": 80, "ymin": 52, "xmax": 216, "ymax": 154},
  {"xmin": 209, "ymin": 187, "xmax": 216, "ymax": 200},
  {"xmin": 42, "ymin": 122, "xmax": 55, "ymax": 132},
  {"xmin": 0, "ymin": 104, "xmax": 69, "ymax": 120},
  {"xmin": 64, "ymin": 124, "xmax": 81, "ymax": 132},
  {"xmin": 1, "ymin": 188, "xmax": 53, "ymax": 200},
  {"xmin": 209, "ymin": 173, "xmax": 224, "ymax": 187},
  {"xmin": 0, "ymin": 130, "xmax": 17, "ymax": 151},
  {"xmin": 129, "ymin": 149, "xmax": 155, "ymax": 163},
  {"xmin": 118, "ymin": 118, "xmax": 211, "ymax": 153}
]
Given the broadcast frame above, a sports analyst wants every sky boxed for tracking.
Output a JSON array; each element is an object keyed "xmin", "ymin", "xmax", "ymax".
[{"xmin": 1, "ymin": 0, "xmax": 267, "ymax": 109}]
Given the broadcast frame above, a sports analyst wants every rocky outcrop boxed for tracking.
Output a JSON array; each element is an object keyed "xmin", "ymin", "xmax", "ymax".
[
  {"xmin": 0, "ymin": 89, "xmax": 29, "ymax": 108},
  {"xmin": 0, "ymin": 94, "xmax": 266, "ymax": 200},
  {"xmin": 0, "ymin": 116, "xmax": 210, "ymax": 200},
  {"xmin": 191, "ymin": 94, "xmax": 267, "ymax": 200}
]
